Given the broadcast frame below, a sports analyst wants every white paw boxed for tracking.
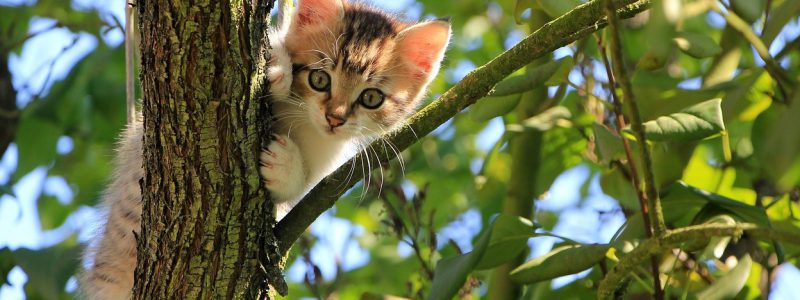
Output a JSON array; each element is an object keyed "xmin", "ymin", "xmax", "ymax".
[
  {"xmin": 267, "ymin": 42, "xmax": 292, "ymax": 98},
  {"xmin": 260, "ymin": 134, "xmax": 305, "ymax": 203}
]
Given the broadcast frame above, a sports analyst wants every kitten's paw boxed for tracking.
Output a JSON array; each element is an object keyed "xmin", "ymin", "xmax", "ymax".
[
  {"xmin": 260, "ymin": 134, "xmax": 305, "ymax": 203},
  {"xmin": 267, "ymin": 46, "xmax": 292, "ymax": 97}
]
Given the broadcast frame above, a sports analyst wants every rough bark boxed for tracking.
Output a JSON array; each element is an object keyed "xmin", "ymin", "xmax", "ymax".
[
  {"xmin": 128, "ymin": 0, "xmax": 653, "ymax": 297},
  {"xmin": 133, "ymin": 0, "xmax": 286, "ymax": 298}
]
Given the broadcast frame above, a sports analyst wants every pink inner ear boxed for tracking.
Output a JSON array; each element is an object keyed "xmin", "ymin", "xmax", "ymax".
[
  {"xmin": 398, "ymin": 21, "xmax": 451, "ymax": 76},
  {"xmin": 296, "ymin": 0, "xmax": 344, "ymax": 28}
]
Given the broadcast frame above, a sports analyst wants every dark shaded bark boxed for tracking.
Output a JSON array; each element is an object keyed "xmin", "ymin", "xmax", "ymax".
[{"xmin": 133, "ymin": 0, "xmax": 285, "ymax": 298}]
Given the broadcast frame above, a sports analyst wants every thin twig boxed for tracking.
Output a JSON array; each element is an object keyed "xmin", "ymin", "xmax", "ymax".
[
  {"xmin": 602, "ymin": 0, "xmax": 665, "ymax": 298},
  {"xmin": 601, "ymin": 0, "xmax": 666, "ymax": 236},
  {"xmin": 597, "ymin": 223, "xmax": 800, "ymax": 298},
  {"xmin": 710, "ymin": 2, "xmax": 794, "ymax": 99},
  {"xmin": 2, "ymin": 23, "xmax": 59, "ymax": 52}
]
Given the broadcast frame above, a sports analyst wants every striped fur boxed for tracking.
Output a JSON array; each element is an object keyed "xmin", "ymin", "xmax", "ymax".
[
  {"xmin": 265, "ymin": 0, "xmax": 450, "ymax": 213},
  {"xmin": 80, "ymin": 123, "xmax": 143, "ymax": 299}
]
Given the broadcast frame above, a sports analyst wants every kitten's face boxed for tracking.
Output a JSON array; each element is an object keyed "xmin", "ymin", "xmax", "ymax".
[{"xmin": 283, "ymin": 0, "xmax": 450, "ymax": 140}]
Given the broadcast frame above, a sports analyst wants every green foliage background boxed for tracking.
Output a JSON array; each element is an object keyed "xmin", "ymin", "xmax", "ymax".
[{"xmin": 1, "ymin": 0, "xmax": 799, "ymax": 299}]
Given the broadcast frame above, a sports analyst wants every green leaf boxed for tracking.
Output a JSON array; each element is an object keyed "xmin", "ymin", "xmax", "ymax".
[
  {"xmin": 14, "ymin": 116, "xmax": 62, "ymax": 178},
  {"xmin": 754, "ymin": 91, "xmax": 800, "ymax": 191},
  {"xmin": 509, "ymin": 244, "xmax": 610, "ymax": 284},
  {"xmin": 428, "ymin": 214, "xmax": 539, "ymax": 299},
  {"xmin": 469, "ymin": 94, "xmax": 521, "ymax": 122},
  {"xmin": 475, "ymin": 215, "xmax": 539, "ymax": 270},
  {"xmin": 506, "ymin": 106, "xmax": 571, "ymax": 132},
  {"xmin": 633, "ymin": 71, "xmax": 734, "ymax": 121},
  {"xmin": 514, "ymin": 0, "xmax": 532, "ymax": 25},
  {"xmin": 696, "ymin": 254, "xmax": 753, "ymax": 300},
  {"xmin": 673, "ymin": 31, "xmax": 722, "ymax": 58},
  {"xmin": 0, "ymin": 6, "xmax": 33, "ymax": 54},
  {"xmin": 730, "ymin": 0, "xmax": 765, "ymax": 23},
  {"xmin": 699, "ymin": 215, "xmax": 737, "ymax": 260},
  {"xmin": 491, "ymin": 57, "xmax": 574, "ymax": 97},
  {"xmin": 0, "ymin": 248, "xmax": 13, "ymax": 286},
  {"xmin": 779, "ymin": 158, "xmax": 800, "ymax": 190},
  {"xmin": 37, "ymin": 195, "xmax": 71, "ymax": 230},
  {"xmin": 762, "ymin": 0, "xmax": 800, "ymax": 44},
  {"xmin": 599, "ymin": 167, "xmax": 640, "ymax": 210},
  {"xmin": 534, "ymin": 0, "xmax": 581, "ymax": 18},
  {"xmin": 593, "ymin": 123, "xmax": 625, "ymax": 166},
  {"xmin": 635, "ymin": 98, "xmax": 725, "ymax": 141},
  {"xmin": 427, "ymin": 220, "xmax": 493, "ymax": 300},
  {"xmin": 672, "ymin": 181, "xmax": 769, "ymax": 226},
  {"xmin": 720, "ymin": 70, "xmax": 772, "ymax": 122},
  {"xmin": 636, "ymin": 0, "xmax": 676, "ymax": 70},
  {"xmin": 32, "ymin": 0, "xmax": 105, "ymax": 35},
  {"xmin": 13, "ymin": 245, "xmax": 81, "ymax": 300}
]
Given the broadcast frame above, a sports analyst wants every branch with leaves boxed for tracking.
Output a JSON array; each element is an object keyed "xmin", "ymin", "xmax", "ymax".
[
  {"xmin": 597, "ymin": 223, "xmax": 800, "ymax": 298},
  {"xmin": 274, "ymin": 0, "xmax": 653, "ymax": 254}
]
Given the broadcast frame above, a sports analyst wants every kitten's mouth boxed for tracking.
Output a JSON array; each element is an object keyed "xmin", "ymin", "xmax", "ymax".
[{"xmin": 314, "ymin": 122, "xmax": 339, "ymax": 137}]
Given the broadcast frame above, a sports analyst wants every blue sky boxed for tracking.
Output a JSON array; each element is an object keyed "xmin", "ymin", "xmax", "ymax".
[{"xmin": 1, "ymin": 1, "xmax": 799, "ymax": 299}]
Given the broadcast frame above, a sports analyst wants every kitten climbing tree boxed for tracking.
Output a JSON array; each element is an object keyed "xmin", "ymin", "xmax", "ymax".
[
  {"xmin": 2, "ymin": 0, "xmax": 800, "ymax": 299},
  {"xmin": 133, "ymin": 0, "xmax": 800, "ymax": 298}
]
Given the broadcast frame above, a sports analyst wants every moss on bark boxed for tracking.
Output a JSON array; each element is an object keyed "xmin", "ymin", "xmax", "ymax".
[{"xmin": 133, "ymin": 0, "xmax": 285, "ymax": 298}]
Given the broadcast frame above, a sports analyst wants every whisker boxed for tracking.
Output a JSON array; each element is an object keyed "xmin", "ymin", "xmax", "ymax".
[{"xmin": 363, "ymin": 136, "xmax": 385, "ymax": 205}]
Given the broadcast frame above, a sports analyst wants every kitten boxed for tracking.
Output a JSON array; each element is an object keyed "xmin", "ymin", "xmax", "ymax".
[
  {"xmin": 263, "ymin": 0, "xmax": 451, "ymax": 217},
  {"xmin": 79, "ymin": 0, "xmax": 449, "ymax": 298}
]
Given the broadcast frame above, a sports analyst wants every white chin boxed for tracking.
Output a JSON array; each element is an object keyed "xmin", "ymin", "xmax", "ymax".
[{"xmin": 313, "ymin": 124, "xmax": 339, "ymax": 138}]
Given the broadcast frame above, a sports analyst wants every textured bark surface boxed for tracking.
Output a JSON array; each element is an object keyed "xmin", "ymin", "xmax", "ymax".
[{"xmin": 133, "ymin": 0, "xmax": 286, "ymax": 298}]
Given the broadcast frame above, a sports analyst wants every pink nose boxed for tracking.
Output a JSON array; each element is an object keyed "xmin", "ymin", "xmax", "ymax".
[{"xmin": 326, "ymin": 114, "xmax": 346, "ymax": 128}]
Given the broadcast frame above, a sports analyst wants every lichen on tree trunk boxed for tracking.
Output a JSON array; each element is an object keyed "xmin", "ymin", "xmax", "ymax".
[{"xmin": 133, "ymin": 0, "xmax": 286, "ymax": 298}]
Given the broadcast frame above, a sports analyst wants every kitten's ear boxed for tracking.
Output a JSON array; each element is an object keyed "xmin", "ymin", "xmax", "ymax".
[
  {"xmin": 294, "ymin": 0, "xmax": 345, "ymax": 29},
  {"xmin": 396, "ymin": 20, "xmax": 451, "ymax": 81}
]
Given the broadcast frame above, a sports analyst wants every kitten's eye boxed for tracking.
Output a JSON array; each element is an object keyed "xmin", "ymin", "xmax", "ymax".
[
  {"xmin": 358, "ymin": 88, "xmax": 385, "ymax": 109},
  {"xmin": 308, "ymin": 69, "xmax": 330, "ymax": 91}
]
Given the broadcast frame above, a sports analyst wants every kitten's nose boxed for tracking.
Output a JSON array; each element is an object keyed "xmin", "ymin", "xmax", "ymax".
[{"xmin": 326, "ymin": 113, "xmax": 346, "ymax": 128}]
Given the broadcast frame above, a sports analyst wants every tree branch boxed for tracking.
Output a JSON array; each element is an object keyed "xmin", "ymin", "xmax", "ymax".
[
  {"xmin": 596, "ymin": 223, "xmax": 800, "ymax": 298},
  {"xmin": 274, "ymin": 0, "xmax": 653, "ymax": 254},
  {"xmin": 710, "ymin": 2, "xmax": 794, "ymax": 99},
  {"xmin": 604, "ymin": 0, "xmax": 665, "ymax": 238}
]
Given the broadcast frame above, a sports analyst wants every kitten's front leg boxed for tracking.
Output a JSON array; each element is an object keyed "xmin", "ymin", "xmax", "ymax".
[
  {"xmin": 267, "ymin": 35, "xmax": 293, "ymax": 97},
  {"xmin": 260, "ymin": 134, "xmax": 306, "ymax": 203}
]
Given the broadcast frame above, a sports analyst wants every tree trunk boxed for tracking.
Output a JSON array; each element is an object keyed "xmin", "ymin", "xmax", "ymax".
[{"xmin": 132, "ymin": 0, "xmax": 286, "ymax": 298}]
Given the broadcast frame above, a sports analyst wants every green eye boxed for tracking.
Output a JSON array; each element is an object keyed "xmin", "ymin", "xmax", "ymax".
[
  {"xmin": 359, "ymin": 88, "xmax": 385, "ymax": 109},
  {"xmin": 308, "ymin": 69, "xmax": 330, "ymax": 91}
]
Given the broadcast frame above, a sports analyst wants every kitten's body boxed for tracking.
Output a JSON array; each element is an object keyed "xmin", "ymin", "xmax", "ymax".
[{"xmin": 80, "ymin": 0, "xmax": 449, "ymax": 298}]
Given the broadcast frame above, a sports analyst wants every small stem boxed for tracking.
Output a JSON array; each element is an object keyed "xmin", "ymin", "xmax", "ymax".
[
  {"xmin": 711, "ymin": 2, "xmax": 794, "ymax": 98},
  {"xmin": 597, "ymin": 223, "xmax": 800, "ymax": 299},
  {"xmin": 603, "ymin": 0, "xmax": 665, "ymax": 298},
  {"xmin": 602, "ymin": 0, "xmax": 666, "ymax": 237},
  {"xmin": 596, "ymin": 35, "xmax": 653, "ymax": 239}
]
